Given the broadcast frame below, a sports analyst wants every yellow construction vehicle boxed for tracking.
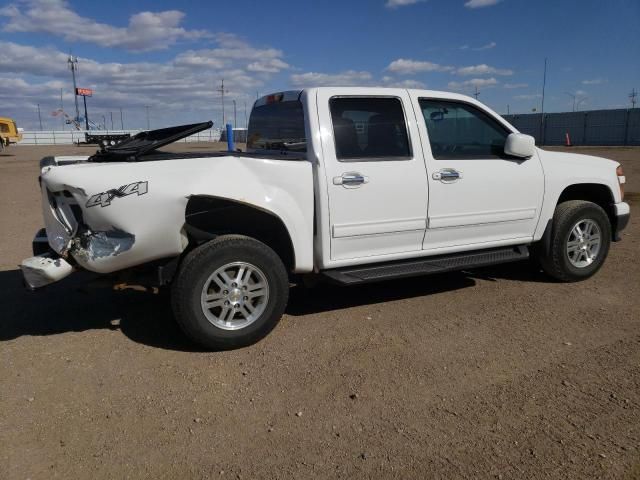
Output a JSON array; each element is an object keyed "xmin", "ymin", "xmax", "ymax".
[{"xmin": 0, "ymin": 117, "xmax": 23, "ymax": 151}]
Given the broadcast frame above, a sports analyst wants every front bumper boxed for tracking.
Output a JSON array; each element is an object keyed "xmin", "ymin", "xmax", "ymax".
[{"xmin": 613, "ymin": 202, "xmax": 630, "ymax": 242}]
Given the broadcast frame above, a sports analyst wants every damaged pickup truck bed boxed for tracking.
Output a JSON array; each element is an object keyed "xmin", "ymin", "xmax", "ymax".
[{"xmin": 23, "ymin": 88, "xmax": 630, "ymax": 350}]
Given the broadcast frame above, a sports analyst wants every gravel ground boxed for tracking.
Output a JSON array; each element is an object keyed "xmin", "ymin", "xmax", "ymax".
[{"xmin": 1, "ymin": 144, "xmax": 638, "ymax": 479}]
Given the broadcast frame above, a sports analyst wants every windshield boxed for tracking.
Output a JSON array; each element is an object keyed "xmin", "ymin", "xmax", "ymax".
[{"xmin": 247, "ymin": 100, "xmax": 306, "ymax": 153}]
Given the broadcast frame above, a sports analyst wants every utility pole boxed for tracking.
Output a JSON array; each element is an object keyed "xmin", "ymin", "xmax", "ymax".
[
  {"xmin": 60, "ymin": 88, "xmax": 65, "ymax": 130},
  {"xmin": 507, "ymin": 104, "xmax": 510, "ymax": 115},
  {"xmin": 102, "ymin": 115, "xmax": 106, "ymax": 130},
  {"xmin": 540, "ymin": 57, "xmax": 548, "ymax": 145},
  {"xmin": 630, "ymin": 88, "xmax": 638, "ymax": 108},
  {"xmin": 232, "ymin": 99, "xmax": 237, "ymax": 127},
  {"xmin": 109, "ymin": 111, "xmax": 114, "ymax": 130},
  {"xmin": 67, "ymin": 55, "xmax": 80, "ymax": 123},
  {"xmin": 244, "ymin": 100, "xmax": 248, "ymax": 129},
  {"xmin": 37, "ymin": 103, "xmax": 43, "ymax": 130},
  {"xmin": 473, "ymin": 86, "xmax": 480, "ymax": 100},
  {"xmin": 145, "ymin": 105, "xmax": 151, "ymax": 130},
  {"xmin": 216, "ymin": 79, "xmax": 228, "ymax": 126},
  {"xmin": 120, "ymin": 108, "xmax": 124, "ymax": 129}
]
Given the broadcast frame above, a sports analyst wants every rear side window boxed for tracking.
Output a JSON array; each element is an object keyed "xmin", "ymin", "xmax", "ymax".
[
  {"xmin": 247, "ymin": 100, "xmax": 306, "ymax": 153},
  {"xmin": 330, "ymin": 97, "xmax": 411, "ymax": 161},
  {"xmin": 419, "ymin": 99, "xmax": 510, "ymax": 159},
  {"xmin": 0, "ymin": 123, "xmax": 8, "ymax": 133}
]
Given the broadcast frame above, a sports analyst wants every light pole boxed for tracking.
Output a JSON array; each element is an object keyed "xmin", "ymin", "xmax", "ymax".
[
  {"xmin": 110, "ymin": 111, "xmax": 114, "ymax": 130},
  {"xmin": 232, "ymin": 99, "xmax": 237, "ymax": 127},
  {"xmin": 37, "ymin": 103, "xmax": 43, "ymax": 130},
  {"xmin": 68, "ymin": 55, "xmax": 80, "ymax": 122},
  {"xmin": 120, "ymin": 108, "xmax": 124, "ymax": 130}
]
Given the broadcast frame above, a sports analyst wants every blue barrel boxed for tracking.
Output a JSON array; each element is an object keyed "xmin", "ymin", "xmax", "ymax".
[{"xmin": 226, "ymin": 123, "xmax": 234, "ymax": 152}]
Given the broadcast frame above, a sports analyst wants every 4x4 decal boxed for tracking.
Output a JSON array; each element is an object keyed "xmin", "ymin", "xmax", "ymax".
[{"xmin": 86, "ymin": 181, "xmax": 148, "ymax": 208}]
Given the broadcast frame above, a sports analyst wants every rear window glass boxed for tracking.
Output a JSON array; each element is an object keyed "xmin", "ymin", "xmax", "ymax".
[{"xmin": 247, "ymin": 101, "xmax": 306, "ymax": 153}]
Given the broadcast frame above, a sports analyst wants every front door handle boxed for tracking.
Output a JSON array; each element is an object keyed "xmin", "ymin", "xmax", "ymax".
[
  {"xmin": 333, "ymin": 172, "xmax": 369, "ymax": 187},
  {"xmin": 432, "ymin": 169, "xmax": 463, "ymax": 183}
]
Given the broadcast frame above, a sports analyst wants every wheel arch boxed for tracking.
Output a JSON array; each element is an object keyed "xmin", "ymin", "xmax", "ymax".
[
  {"xmin": 556, "ymin": 183, "xmax": 616, "ymax": 230},
  {"xmin": 184, "ymin": 195, "xmax": 296, "ymax": 272}
]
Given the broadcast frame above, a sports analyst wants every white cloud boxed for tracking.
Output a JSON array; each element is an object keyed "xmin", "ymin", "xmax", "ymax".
[
  {"xmin": 504, "ymin": 83, "xmax": 528, "ymax": 89},
  {"xmin": 456, "ymin": 64, "xmax": 513, "ymax": 76},
  {"xmin": 385, "ymin": 0, "xmax": 425, "ymax": 8},
  {"xmin": 386, "ymin": 58, "xmax": 453, "ymax": 75},
  {"xmin": 464, "ymin": 0, "xmax": 502, "ymax": 8},
  {"xmin": 290, "ymin": 70, "xmax": 373, "ymax": 87},
  {"xmin": 514, "ymin": 94, "xmax": 542, "ymax": 100},
  {"xmin": 0, "ymin": 38, "xmax": 289, "ymax": 129},
  {"xmin": 475, "ymin": 41, "xmax": 497, "ymax": 50},
  {"xmin": 381, "ymin": 77, "xmax": 427, "ymax": 88},
  {"xmin": 462, "ymin": 41, "xmax": 497, "ymax": 50},
  {"xmin": 0, "ymin": 0, "xmax": 210, "ymax": 52},
  {"xmin": 448, "ymin": 77, "xmax": 498, "ymax": 91},
  {"xmin": 582, "ymin": 78, "xmax": 606, "ymax": 85}
]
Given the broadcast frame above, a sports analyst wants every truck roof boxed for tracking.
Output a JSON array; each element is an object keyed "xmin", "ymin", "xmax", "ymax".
[{"xmin": 255, "ymin": 87, "xmax": 480, "ymax": 107}]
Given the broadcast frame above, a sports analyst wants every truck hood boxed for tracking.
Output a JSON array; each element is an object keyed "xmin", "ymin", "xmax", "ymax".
[{"xmin": 537, "ymin": 148, "xmax": 619, "ymax": 170}]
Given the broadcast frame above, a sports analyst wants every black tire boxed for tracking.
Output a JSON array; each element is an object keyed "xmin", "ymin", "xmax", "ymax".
[
  {"xmin": 537, "ymin": 200, "xmax": 611, "ymax": 282},
  {"xmin": 171, "ymin": 235, "xmax": 289, "ymax": 350}
]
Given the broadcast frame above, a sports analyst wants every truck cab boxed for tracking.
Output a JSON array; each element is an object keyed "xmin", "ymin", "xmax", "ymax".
[{"xmin": 22, "ymin": 88, "xmax": 630, "ymax": 350}]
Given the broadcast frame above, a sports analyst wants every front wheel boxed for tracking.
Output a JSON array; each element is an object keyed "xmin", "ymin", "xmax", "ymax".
[
  {"xmin": 171, "ymin": 235, "xmax": 289, "ymax": 350},
  {"xmin": 537, "ymin": 200, "xmax": 611, "ymax": 282}
]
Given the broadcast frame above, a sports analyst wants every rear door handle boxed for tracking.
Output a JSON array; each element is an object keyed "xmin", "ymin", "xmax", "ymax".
[
  {"xmin": 333, "ymin": 172, "xmax": 369, "ymax": 187},
  {"xmin": 432, "ymin": 169, "xmax": 462, "ymax": 183}
]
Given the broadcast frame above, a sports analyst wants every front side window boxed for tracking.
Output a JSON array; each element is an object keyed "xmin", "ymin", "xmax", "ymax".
[
  {"xmin": 419, "ymin": 99, "xmax": 510, "ymax": 159},
  {"xmin": 330, "ymin": 97, "xmax": 411, "ymax": 161}
]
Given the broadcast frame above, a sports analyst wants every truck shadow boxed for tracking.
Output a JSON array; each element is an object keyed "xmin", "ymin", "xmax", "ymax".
[{"xmin": 0, "ymin": 262, "xmax": 549, "ymax": 351}]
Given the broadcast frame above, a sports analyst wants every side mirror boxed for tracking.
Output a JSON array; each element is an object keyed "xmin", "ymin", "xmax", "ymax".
[{"xmin": 504, "ymin": 133, "xmax": 535, "ymax": 158}]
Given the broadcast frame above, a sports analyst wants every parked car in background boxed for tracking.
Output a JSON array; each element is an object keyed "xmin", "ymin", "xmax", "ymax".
[{"xmin": 0, "ymin": 117, "xmax": 22, "ymax": 151}]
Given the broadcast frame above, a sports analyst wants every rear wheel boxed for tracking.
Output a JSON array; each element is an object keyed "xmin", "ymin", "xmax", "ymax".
[
  {"xmin": 537, "ymin": 200, "xmax": 611, "ymax": 282},
  {"xmin": 171, "ymin": 235, "xmax": 289, "ymax": 350}
]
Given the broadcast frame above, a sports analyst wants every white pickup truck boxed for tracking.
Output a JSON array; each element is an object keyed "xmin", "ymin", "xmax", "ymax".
[{"xmin": 22, "ymin": 87, "xmax": 630, "ymax": 349}]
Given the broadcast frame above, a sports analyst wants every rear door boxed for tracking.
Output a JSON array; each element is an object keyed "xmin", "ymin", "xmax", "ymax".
[{"xmin": 317, "ymin": 88, "xmax": 429, "ymax": 261}]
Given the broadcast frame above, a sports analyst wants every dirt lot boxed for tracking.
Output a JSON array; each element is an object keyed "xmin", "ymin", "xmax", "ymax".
[{"xmin": 1, "ymin": 144, "xmax": 638, "ymax": 479}]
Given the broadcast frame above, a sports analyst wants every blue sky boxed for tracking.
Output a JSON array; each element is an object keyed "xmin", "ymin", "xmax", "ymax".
[{"xmin": 1, "ymin": 0, "xmax": 638, "ymax": 130}]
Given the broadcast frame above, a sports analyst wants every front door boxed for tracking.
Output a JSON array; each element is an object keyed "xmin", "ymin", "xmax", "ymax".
[
  {"xmin": 413, "ymin": 95, "xmax": 545, "ymax": 250},
  {"xmin": 317, "ymin": 89, "xmax": 429, "ymax": 261}
]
